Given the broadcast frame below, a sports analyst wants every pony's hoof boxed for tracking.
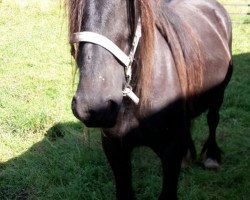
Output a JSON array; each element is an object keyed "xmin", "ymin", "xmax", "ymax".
[
  {"xmin": 181, "ymin": 150, "xmax": 192, "ymax": 169},
  {"xmin": 181, "ymin": 160, "xmax": 190, "ymax": 169},
  {"xmin": 203, "ymin": 158, "xmax": 220, "ymax": 169}
]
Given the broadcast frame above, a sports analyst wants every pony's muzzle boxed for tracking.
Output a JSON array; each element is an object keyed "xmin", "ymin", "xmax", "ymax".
[{"xmin": 71, "ymin": 95, "xmax": 119, "ymax": 128}]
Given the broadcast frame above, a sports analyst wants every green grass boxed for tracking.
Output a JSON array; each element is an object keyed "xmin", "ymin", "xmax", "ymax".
[{"xmin": 0, "ymin": 0, "xmax": 249, "ymax": 199}]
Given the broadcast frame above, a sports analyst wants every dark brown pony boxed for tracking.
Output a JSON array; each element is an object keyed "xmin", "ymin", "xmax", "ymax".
[{"xmin": 66, "ymin": 0, "xmax": 232, "ymax": 199}]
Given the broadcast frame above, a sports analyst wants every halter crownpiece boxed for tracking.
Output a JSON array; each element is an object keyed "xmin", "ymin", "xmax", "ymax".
[{"xmin": 70, "ymin": 19, "xmax": 142, "ymax": 105}]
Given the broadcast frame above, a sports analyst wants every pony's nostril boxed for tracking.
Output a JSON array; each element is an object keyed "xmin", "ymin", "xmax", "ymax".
[{"xmin": 107, "ymin": 100, "xmax": 118, "ymax": 114}]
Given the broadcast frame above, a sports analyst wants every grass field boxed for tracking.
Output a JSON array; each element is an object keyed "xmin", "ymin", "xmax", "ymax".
[{"xmin": 0, "ymin": 0, "xmax": 249, "ymax": 199}]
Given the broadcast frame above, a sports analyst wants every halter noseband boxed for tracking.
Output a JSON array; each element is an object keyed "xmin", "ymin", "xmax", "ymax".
[{"xmin": 70, "ymin": 19, "xmax": 141, "ymax": 105}]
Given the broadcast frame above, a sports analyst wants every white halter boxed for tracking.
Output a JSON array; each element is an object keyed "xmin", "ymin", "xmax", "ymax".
[{"xmin": 70, "ymin": 19, "xmax": 142, "ymax": 105}]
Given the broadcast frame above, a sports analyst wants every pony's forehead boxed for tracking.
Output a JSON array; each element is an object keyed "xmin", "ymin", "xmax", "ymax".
[{"xmin": 66, "ymin": 0, "xmax": 135, "ymax": 35}]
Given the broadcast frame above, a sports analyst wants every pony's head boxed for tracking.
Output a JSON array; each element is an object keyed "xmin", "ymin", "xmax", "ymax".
[{"xmin": 67, "ymin": 0, "xmax": 155, "ymax": 127}]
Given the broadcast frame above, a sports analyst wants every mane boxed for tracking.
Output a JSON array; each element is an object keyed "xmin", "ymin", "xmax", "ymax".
[
  {"xmin": 137, "ymin": 1, "xmax": 204, "ymax": 112},
  {"xmin": 135, "ymin": 0, "xmax": 155, "ymax": 110},
  {"xmin": 154, "ymin": 3, "xmax": 204, "ymax": 98},
  {"xmin": 65, "ymin": 0, "xmax": 204, "ymax": 111},
  {"xmin": 65, "ymin": 0, "xmax": 84, "ymax": 39},
  {"xmin": 65, "ymin": 0, "xmax": 85, "ymax": 57}
]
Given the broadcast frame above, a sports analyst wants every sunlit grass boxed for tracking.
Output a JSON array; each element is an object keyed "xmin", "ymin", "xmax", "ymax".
[{"xmin": 0, "ymin": 0, "xmax": 74, "ymax": 161}]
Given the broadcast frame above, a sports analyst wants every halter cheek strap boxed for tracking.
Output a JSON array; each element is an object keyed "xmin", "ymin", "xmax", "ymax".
[{"xmin": 70, "ymin": 19, "xmax": 141, "ymax": 105}]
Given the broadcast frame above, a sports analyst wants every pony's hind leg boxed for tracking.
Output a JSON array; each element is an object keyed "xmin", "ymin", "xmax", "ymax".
[
  {"xmin": 201, "ymin": 63, "xmax": 232, "ymax": 169},
  {"xmin": 201, "ymin": 94, "xmax": 224, "ymax": 169}
]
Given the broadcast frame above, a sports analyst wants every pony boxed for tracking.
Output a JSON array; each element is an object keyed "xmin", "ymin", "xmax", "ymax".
[{"xmin": 66, "ymin": 0, "xmax": 232, "ymax": 199}]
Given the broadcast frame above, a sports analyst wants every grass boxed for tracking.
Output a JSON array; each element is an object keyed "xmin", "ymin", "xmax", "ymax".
[{"xmin": 0, "ymin": 0, "xmax": 249, "ymax": 199}]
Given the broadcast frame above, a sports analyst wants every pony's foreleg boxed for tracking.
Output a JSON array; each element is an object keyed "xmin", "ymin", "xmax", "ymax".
[
  {"xmin": 102, "ymin": 135, "xmax": 134, "ymax": 200},
  {"xmin": 152, "ymin": 134, "xmax": 184, "ymax": 200},
  {"xmin": 182, "ymin": 120, "xmax": 196, "ymax": 168}
]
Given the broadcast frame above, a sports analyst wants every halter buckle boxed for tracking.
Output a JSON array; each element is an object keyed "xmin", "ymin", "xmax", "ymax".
[{"xmin": 122, "ymin": 86, "xmax": 139, "ymax": 105}]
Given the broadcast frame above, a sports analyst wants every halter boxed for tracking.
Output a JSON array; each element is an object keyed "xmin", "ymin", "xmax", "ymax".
[{"xmin": 70, "ymin": 19, "xmax": 142, "ymax": 105}]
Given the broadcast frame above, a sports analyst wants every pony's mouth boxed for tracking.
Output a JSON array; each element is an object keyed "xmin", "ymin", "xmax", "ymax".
[
  {"xmin": 83, "ymin": 118, "xmax": 116, "ymax": 128},
  {"xmin": 83, "ymin": 114, "xmax": 117, "ymax": 128}
]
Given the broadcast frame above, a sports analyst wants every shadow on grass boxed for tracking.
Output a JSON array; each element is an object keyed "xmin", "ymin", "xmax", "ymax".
[
  {"xmin": 0, "ymin": 122, "xmax": 115, "ymax": 200},
  {"xmin": 0, "ymin": 53, "xmax": 249, "ymax": 200}
]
